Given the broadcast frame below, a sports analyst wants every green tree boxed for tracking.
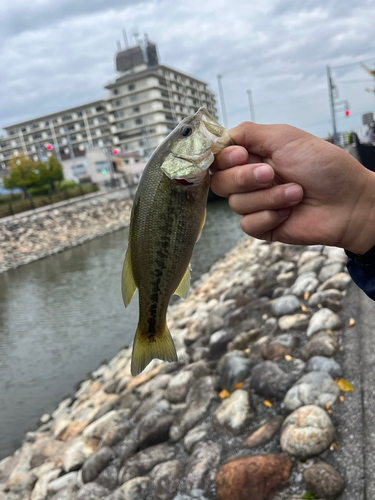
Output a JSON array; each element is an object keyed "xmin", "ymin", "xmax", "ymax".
[
  {"xmin": 3, "ymin": 154, "xmax": 39, "ymax": 198},
  {"xmin": 36, "ymin": 155, "xmax": 64, "ymax": 191}
]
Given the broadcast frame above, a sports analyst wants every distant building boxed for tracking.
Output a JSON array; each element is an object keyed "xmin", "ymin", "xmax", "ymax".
[
  {"xmin": 0, "ymin": 37, "xmax": 218, "ymax": 176},
  {"xmin": 61, "ymin": 148, "xmax": 146, "ymax": 187}
]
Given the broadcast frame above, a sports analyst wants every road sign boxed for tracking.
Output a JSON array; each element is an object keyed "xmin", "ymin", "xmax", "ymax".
[{"xmin": 362, "ymin": 113, "xmax": 374, "ymax": 125}]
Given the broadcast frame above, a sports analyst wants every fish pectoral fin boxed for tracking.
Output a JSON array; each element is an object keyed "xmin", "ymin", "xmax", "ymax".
[
  {"xmin": 131, "ymin": 323, "xmax": 177, "ymax": 376},
  {"xmin": 196, "ymin": 208, "xmax": 206, "ymax": 242},
  {"xmin": 121, "ymin": 246, "xmax": 137, "ymax": 307},
  {"xmin": 173, "ymin": 264, "xmax": 191, "ymax": 299}
]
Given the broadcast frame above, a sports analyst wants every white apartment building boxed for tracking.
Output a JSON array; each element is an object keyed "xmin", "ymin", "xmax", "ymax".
[{"xmin": 0, "ymin": 37, "xmax": 218, "ymax": 174}]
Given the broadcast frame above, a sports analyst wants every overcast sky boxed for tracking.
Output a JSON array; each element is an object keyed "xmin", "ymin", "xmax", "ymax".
[{"xmin": 1, "ymin": 0, "xmax": 375, "ymax": 138}]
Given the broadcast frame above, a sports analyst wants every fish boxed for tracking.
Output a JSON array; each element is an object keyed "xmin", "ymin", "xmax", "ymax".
[{"xmin": 122, "ymin": 107, "xmax": 233, "ymax": 376}]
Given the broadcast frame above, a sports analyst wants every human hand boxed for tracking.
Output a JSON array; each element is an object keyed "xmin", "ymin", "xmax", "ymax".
[{"xmin": 211, "ymin": 122, "xmax": 375, "ymax": 254}]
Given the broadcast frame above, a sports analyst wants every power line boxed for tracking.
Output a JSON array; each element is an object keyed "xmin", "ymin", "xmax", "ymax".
[{"xmin": 331, "ymin": 56, "xmax": 375, "ymax": 70}]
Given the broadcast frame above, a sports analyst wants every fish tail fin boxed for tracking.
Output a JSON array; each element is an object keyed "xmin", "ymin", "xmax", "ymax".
[{"xmin": 131, "ymin": 323, "xmax": 177, "ymax": 376}]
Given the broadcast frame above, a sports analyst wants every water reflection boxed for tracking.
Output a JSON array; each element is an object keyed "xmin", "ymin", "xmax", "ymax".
[{"xmin": 0, "ymin": 199, "xmax": 243, "ymax": 459}]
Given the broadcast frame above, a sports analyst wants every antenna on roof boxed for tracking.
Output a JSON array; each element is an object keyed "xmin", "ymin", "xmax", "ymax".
[
  {"xmin": 122, "ymin": 29, "xmax": 129, "ymax": 49},
  {"xmin": 133, "ymin": 28, "xmax": 140, "ymax": 46},
  {"xmin": 116, "ymin": 40, "xmax": 121, "ymax": 51}
]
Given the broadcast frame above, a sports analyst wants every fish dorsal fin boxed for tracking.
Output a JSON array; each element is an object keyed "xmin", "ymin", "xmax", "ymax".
[
  {"xmin": 122, "ymin": 245, "xmax": 137, "ymax": 307},
  {"xmin": 196, "ymin": 208, "xmax": 206, "ymax": 242},
  {"xmin": 173, "ymin": 264, "xmax": 191, "ymax": 299}
]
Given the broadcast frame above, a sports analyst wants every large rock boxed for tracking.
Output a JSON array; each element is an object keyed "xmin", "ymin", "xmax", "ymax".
[
  {"xmin": 290, "ymin": 273, "xmax": 319, "ymax": 297},
  {"xmin": 150, "ymin": 460, "xmax": 183, "ymax": 500},
  {"xmin": 96, "ymin": 464, "xmax": 118, "ymax": 491},
  {"xmin": 306, "ymin": 308, "xmax": 342, "ymax": 338},
  {"xmin": 318, "ymin": 272, "xmax": 351, "ymax": 291},
  {"xmin": 219, "ymin": 357, "xmax": 254, "ymax": 392},
  {"xmin": 169, "ymin": 376, "xmax": 217, "ymax": 442},
  {"xmin": 306, "ymin": 356, "xmax": 343, "ymax": 378},
  {"xmin": 283, "ymin": 371, "xmax": 340, "ymax": 412},
  {"xmin": 183, "ymin": 423, "xmax": 210, "ymax": 453},
  {"xmin": 185, "ymin": 442, "xmax": 222, "ymax": 492},
  {"xmin": 303, "ymin": 462, "xmax": 344, "ymax": 498},
  {"xmin": 278, "ymin": 314, "xmax": 309, "ymax": 331},
  {"xmin": 215, "ymin": 454, "xmax": 292, "ymax": 500},
  {"xmin": 301, "ymin": 331, "xmax": 339, "ymax": 360},
  {"xmin": 119, "ymin": 443, "xmax": 176, "ymax": 484},
  {"xmin": 250, "ymin": 361, "xmax": 293, "ymax": 399},
  {"xmin": 137, "ymin": 400, "xmax": 173, "ymax": 449},
  {"xmin": 271, "ymin": 295, "xmax": 301, "ymax": 317},
  {"xmin": 117, "ymin": 477, "xmax": 155, "ymax": 500},
  {"xmin": 165, "ymin": 371, "xmax": 195, "ymax": 403},
  {"xmin": 81, "ymin": 447, "xmax": 115, "ymax": 483},
  {"xmin": 76, "ymin": 483, "xmax": 109, "ymax": 500},
  {"xmin": 63, "ymin": 438, "xmax": 98, "ymax": 472},
  {"xmin": 308, "ymin": 289, "xmax": 345, "ymax": 308},
  {"xmin": 83, "ymin": 411, "xmax": 122, "ymax": 439},
  {"xmin": 213, "ymin": 389, "xmax": 255, "ymax": 434},
  {"xmin": 318, "ymin": 263, "xmax": 344, "ymax": 282},
  {"xmin": 47, "ymin": 472, "xmax": 78, "ymax": 496},
  {"xmin": 280, "ymin": 405, "xmax": 334, "ymax": 458},
  {"xmin": 242, "ymin": 415, "xmax": 284, "ymax": 448},
  {"xmin": 30, "ymin": 467, "xmax": 62, "ymax": 500}
]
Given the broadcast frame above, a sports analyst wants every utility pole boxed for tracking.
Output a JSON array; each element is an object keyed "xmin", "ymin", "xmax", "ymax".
[
  {"xmin": 217, "ymin": 74, "xmax": 228, "ymax": 129},
  {"xmin": 247, "ymin": 89, "xmax": 255, "ymax": 122},
  {"xmin": 326, "ymin": 65, "xmax": 337, "ymax": 138}
]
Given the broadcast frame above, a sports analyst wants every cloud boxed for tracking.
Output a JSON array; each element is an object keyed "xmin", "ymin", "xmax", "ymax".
[{"xmin": 1, "ymin": 0, "xmax": 375, "ymax": 137}]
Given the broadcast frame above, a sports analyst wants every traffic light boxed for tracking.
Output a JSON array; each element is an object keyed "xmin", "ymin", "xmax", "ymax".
[
  {"xmin": 345, "ymin": 110, "xmax": 350, "ymax": 117},
  {"xmin": 112, "ymin": 149, "xmax": 118, "ymax": 155},
  {"xmin": 45, "ymin": 144, "xmax": 53, "ymax": 151}
]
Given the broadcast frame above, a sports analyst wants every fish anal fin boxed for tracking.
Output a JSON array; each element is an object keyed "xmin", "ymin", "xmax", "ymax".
[
  {"xmin": 122, "ymin": 246, "xmax": 137, "ymax": 307},
  {"xmin": 196, "ymin": 208, "xmax": 206, "ymax": 242},
  {"xmin": 131, "ymin": 323, "xmax": 177, "ymax": 376},
  {"xmin": 173, "ymin": 264, "xmax": 191, "ymax": 299}
]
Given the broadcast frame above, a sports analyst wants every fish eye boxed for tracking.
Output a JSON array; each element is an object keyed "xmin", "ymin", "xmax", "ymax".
[{"xmin": 180, "ymin": 125, "xmax": 192, "ymax": 137}]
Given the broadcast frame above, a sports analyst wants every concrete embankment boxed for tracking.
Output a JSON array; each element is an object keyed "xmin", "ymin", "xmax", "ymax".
[
  {"xmin": 0, "ymin": 196, "xmax": 132, "ymax": 275},
  {"xmin": 0, "ymin": 237, "xmax": 361, "ymax": 500}
]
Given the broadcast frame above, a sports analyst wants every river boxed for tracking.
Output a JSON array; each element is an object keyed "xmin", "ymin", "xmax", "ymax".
[{"xmin": 0, "ymin": 199, "xmax": 244, "ymax": 460}]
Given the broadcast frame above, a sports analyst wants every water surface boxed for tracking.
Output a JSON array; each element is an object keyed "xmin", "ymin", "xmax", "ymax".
[{"xmin": 0, "ymin": 199, "xmax": 244, "ymax": 459}]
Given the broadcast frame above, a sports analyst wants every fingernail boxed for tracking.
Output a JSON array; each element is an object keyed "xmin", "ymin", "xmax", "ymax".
[
  {"xmin": 284, "ymin": 185, "xmax": 303, "ymax": 202},
  {"xmin": 228, "ymin": 149, "xmax": 248, "ymax": 167},
  {"xmin": 254, "ymin": 165, "xmax": 274, "ymax": 184},
  {"xmin": 279, "ymin": 208, "xmax": 292, "ymax": 217}
]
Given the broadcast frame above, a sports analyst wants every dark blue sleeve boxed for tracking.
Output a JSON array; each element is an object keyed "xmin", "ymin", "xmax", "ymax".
[{"xmin": 346, "ymin": 247, "xmax": 375, "ymax": 301}]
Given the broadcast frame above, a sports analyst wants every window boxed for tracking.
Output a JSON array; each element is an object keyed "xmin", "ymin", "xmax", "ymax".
[
  {"xmin": 115, "ymin": 100, "xmax": 122, "ymax": 107},
  {"xmin": 132, "ymin": 107, "xmax": 140, "ymax": 113},
  {"xmin": 77, "ymin": 111, "xmax": 83, "ymax": 117},
  {"xmin": 96, "ymin": 105, "xmax": 104, "ymax": 112},
  {"xmin": 165, "ymin": 114, "xmax": 173, "ymax": 121},
  {"xmin": 135, "ymin": 118, "xmax": 143, "ymax": 125},
  {"xmin": 72, "ymin": 164, "xmax": 87, "ymax": 176},
  {"xmin": 113, "ymin": 89, "xmax": 119, "ymax": 95},
  {"xmin": 158, "ymin": 79, "xmax": 167, "ymax": 87},
  {"xmin": 62, "ymin": 114, "xmax": 72, "ymax": 122},
  {"xmin": 128, "ymin": 84, "xmax": 135, "ymax": 91},
  {"xmin": 95, "ymin": 161, "xmax": 108, "ymax": 172},
  {"xmin": 130, "ymin": 95, "xmax": 138, "ymax": 103}
]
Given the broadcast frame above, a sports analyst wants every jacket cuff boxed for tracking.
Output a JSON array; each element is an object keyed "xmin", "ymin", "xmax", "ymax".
[{"xmin": 345, "ymin": 244, "xmax": 375, "ymax": 266}]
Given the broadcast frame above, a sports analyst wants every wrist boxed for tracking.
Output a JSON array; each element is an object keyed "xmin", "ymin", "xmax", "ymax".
[{"xmin": 342, "ymin": 169, "xmax": 375, "ymax": 255}]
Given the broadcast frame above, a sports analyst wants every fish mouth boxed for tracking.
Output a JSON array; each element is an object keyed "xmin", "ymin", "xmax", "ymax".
[{"xmin": 175, "ymin": 178, "xmax": 195, "ymax": 186}]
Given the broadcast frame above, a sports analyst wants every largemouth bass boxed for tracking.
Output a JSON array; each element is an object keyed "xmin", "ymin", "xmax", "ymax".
[{"xmin": 122, "ymin": 107, "xmax": 233, "ymax": 376}]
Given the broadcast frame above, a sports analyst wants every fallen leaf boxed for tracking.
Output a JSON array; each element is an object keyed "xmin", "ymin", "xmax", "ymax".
[
  {"xmin": 339, "ymin": 396, "xmax": 345, "ymax": 403},
  {"xmin": 301, "ymin": 304, "xmax": 310, "ymax": 313},
  {"xmin": 331, "ymin": 442, "xmax": 339, "ymax": 451},
  {"xmin": 325, "ymin": 402, "xmax": 331, "ymax": 411},
  {"xmin": 348, "ymin": 318, "xmax": 356, "ymax": 328},
  {"xmin": 234, "ymin": 382, "xmax": 243, "ymax": 390},
  {"xmin": 302, "ymin": 492, "xmax": 318, "ymax": 500},
  {"xmin": 262, "ymin": 400, "xmax": 273, "ymax": 408},
  {"xmin": 284, "ymin": 354, "xmax": 293, "ymax": 362},
  {"xmin": 219, "ymin": 390, "xmax": 230, "ymax": 399},
  {"xmin": 244, "ymin": 348, "xmax": 251, "ymax": 354},
  {"xmin": 304, "ymin": 292, "xmax": 310, "ymax": 301},
  {"xmin": 326, "ymin": 329, "xmax": 334, "ymax": 333},
  {"xmin": 335, "ymin": 378, "xmax": 354, "ymax": 392},
  {"xmin": 339, "ymin": 346, "xmax": 344, "ymax": 351}
]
